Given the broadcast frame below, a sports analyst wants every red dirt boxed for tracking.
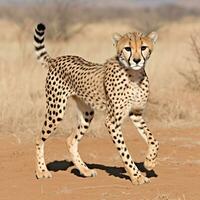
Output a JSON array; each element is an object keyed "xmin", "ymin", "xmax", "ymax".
[{"xmin": 1, "ymin": 126, "xmax": 200, "ymax": 200}]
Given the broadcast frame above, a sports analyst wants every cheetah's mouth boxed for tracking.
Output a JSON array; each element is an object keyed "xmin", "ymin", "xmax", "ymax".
[
  {"xmin": 131, "ymin": 66, "xmax": 143, "ymax": 70},
  {"xmin": 129, "ymin": 60, "xmax": 144, "ymax": 70},
  {"xmin": 130, "ymin": 64, "xmax": 144, "ymax": 70}
]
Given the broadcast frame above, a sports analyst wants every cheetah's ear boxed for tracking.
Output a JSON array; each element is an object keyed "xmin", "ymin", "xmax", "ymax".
[
  {"xmin": 147, "ymin": 32, "xmax": 158, "ymax": 44},
  {"xmin": 112, "ymin": 33, "xmax": 122, "ymax": 46}
]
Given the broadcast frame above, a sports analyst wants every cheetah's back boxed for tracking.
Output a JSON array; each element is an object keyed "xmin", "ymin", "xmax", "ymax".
[{"xmin": 49, "ymin": 55, "xmax": 107, "ymax": 110}]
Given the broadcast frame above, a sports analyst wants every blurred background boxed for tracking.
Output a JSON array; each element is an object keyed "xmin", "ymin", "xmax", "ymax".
[{"xmin": 0, "ymin": 0, "xmax": 200, "ymax": 140}]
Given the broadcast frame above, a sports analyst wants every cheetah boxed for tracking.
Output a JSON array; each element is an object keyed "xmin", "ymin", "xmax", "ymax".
[{"xmin": 34, "ymin": 23, "xmax": 159, "ymax": 185}]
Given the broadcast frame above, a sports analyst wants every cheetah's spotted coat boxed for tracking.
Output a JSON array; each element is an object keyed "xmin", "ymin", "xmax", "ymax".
[{"xmin": 34, "ymin": 23, "xmax": 159, "ymax": 185}]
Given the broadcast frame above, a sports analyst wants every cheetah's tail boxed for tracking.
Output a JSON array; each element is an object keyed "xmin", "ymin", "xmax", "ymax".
[{"xmin": 34, "ymin": 23, "xmax": 52, "ymax": 66}]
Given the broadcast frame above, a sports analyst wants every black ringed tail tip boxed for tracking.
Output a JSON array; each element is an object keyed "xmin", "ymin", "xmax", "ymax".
[
  {"xmin": 34, "ymin": 23, "xmax": 51, "ymax": 65},
  {"xmin": 34, "ymin": 35, "xmax": 44, "ymax": 43},
  {"xmin": 35, "ymin": 28, "xmax": 44, "ymax": 36},
  {"xmin": 37, "ymin": 23, "xmax": 46, "ymax": 32}
]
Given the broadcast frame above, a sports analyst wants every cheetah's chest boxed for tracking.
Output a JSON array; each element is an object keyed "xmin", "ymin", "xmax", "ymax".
[
  {"xmin": 105, "ymin": 64, "xmax": 149, "ymax": 115},
  {"xmin": 126, "ymin": 81, "xmax": 149, "ymax": 111}
]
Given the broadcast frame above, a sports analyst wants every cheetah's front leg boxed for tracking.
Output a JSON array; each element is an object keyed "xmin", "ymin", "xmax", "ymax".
[
  {"xmin": 66, "ymin": 98, "xmax": 97, "ymax": 177},
  {"xmin": 105, "ymin": 116, "xmax": 150, "ymax": 185},
  {"xmin": 129, "ymin": 113, "xmax": 159, "ymax": 170}
]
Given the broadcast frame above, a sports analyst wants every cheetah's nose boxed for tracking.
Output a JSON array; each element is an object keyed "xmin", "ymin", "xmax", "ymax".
[{"xmin": 133, "ymin": 58, "xmax": 141, "ymax": 64}]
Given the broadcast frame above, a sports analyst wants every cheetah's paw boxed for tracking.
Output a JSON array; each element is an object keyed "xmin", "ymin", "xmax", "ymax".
[
  {"xmin": 131, "ymin": 175, "xmax": 150, "ymax": 185},
  {"xmin": 144, "ymin": 159, "xmax": 157, "ymax": 171},
  {"xmin": 35, "ymin": 169, "xmax": 52, "ymax": 179},
  {"xmin": 80, "ymin": 169, "xmax": 97, "ymax": 177}
]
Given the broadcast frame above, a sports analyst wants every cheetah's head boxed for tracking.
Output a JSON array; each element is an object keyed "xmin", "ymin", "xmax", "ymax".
[{"xmin": 112, "ymin": 31, "xmax": 158, "ymax": 70}]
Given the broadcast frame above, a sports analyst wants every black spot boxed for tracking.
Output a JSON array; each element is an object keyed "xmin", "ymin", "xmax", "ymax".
[
  {"xmin": 127, "ymin": 154, "xmax": 130, "ymax": 159},
  {"xmin": 47, "ymin": 130, "xmax": 51, "ymax": 134},
  {"xmin": 84, "ymin": 125, "xmax": 88, "ymax": 129},
  {"xmin": 134, "ymin": 113, "xmax": 142, "ymax": 117},
  {"xmin": 42, "ymin": 137, "xmax": 46, "ymax": 142},
  {"xmin": 115, "ymin": 124, "xmax": 120, "ymax": 129},
  {"xmin": 57, "ymin": 117, "xmax": 62, "ymax": 121},
  {"xmin": 75, "ymin": 135, "xmax": 78, "ymax": 139},
  {"xmin": 112, "ymin": 129, "xmax": 115, "ymax": 133},
  {"xmin": 129, "ymin": 111, "xmax": 134, "ymax": 116}
]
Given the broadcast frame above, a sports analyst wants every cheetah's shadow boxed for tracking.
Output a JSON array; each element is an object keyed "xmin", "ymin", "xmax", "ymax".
[{"xmin": 47, "ymin": 160, "xmax": 157, "ymax": 180}]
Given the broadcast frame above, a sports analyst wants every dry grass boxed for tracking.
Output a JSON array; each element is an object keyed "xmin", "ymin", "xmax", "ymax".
[
  {"xmin": 178, "ymin": 34, "xmax": 200, "ymax": 91},
  {"xmin": 0, "ymin": 15, "xmax": 200, "ymax": 138}
]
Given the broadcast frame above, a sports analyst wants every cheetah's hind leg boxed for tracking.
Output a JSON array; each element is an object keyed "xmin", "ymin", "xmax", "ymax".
[
  {"xmin": 35, "ymin": 86, "xmax": 69, "ymax": 179},
  {"xmin": 66, "ymin": 97, "xmax": 97, "ymax": 177}
]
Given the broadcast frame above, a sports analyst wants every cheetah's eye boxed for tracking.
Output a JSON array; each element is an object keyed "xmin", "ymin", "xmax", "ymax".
[
  {"xmin": 141, "ymin": 46, "xmax": 147, "ymax": 51},
  {"xmin": 124, "ymin": 47, "xmax": 131, "ymax": 52}
]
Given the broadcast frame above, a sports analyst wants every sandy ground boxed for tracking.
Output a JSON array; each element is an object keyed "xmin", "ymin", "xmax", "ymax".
[{"xmin": 1, "ymin": 125, "xmax": 200, "ymax": 200}]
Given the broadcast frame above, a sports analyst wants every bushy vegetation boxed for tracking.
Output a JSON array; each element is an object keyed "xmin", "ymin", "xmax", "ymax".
[
  {"xmin": 179, "ymin": 35, "xmax": 200, "ymax": 91},
  {"xmin": 0, "ymin": 0, "xmax": 199, "ymax": 39}
]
